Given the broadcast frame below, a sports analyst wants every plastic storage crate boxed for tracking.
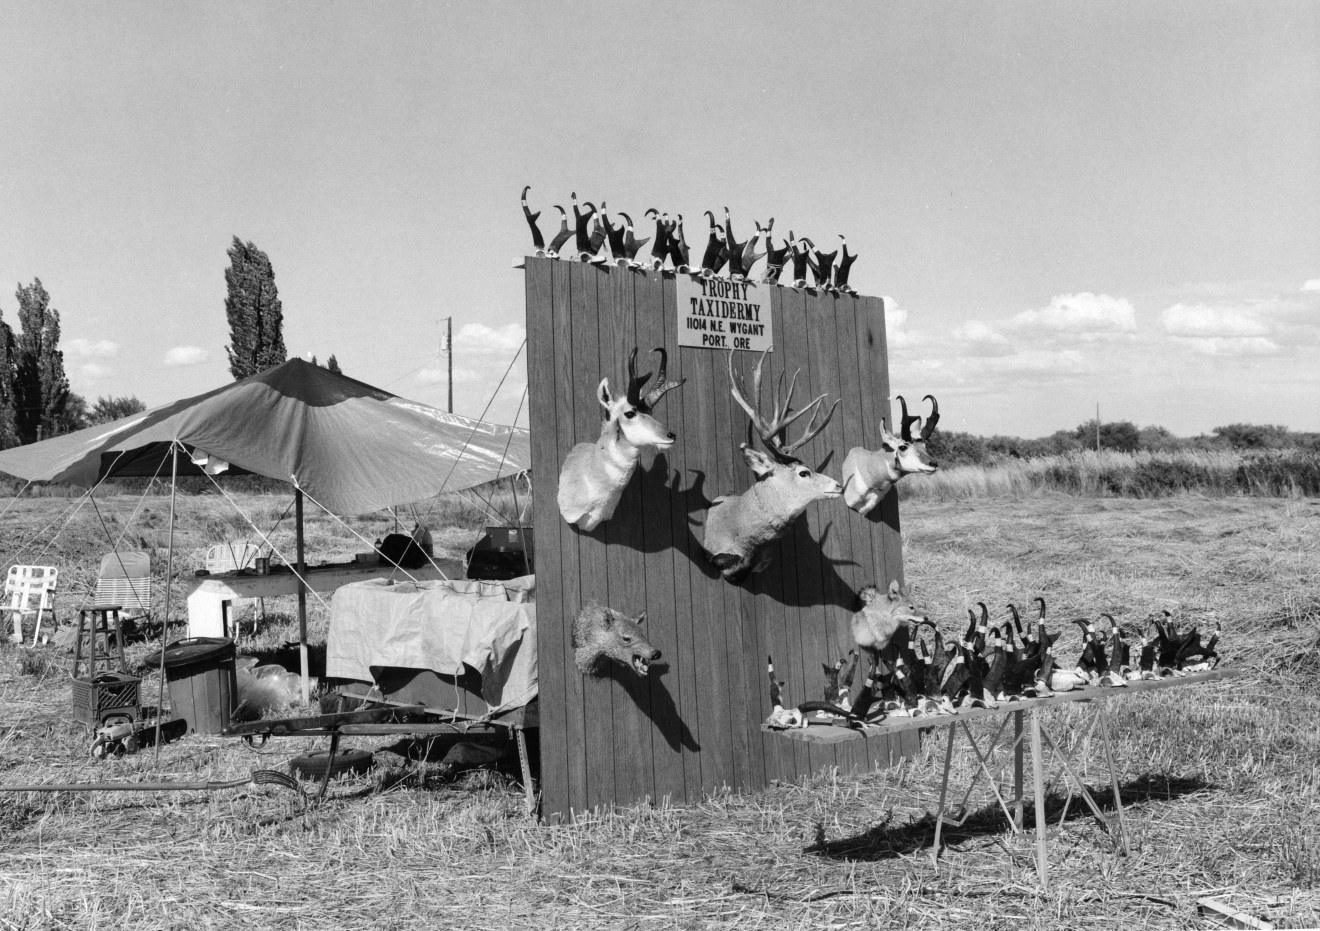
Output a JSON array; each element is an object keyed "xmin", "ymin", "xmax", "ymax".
[{"xmin": 71, "ymin": 672, "xmax": 141, "ymax": 725}]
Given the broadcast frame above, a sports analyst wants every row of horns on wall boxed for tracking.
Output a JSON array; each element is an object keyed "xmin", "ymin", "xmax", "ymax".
[{"xmin": 523, "ymin": 189, "xmax": 862, "ymax": 291}]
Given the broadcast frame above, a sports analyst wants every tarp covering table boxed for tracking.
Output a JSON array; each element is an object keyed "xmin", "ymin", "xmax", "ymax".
[{"xmin": 327, "ymin": 577, "xmax": 536, "ymax": 715}]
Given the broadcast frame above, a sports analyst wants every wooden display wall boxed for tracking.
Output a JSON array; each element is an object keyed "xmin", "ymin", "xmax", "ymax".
[{"xmin": 525, "ymin": 257, "xmax": 918, "ymax": 819}]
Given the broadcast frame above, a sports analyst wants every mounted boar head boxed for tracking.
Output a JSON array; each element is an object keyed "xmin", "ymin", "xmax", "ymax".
[
  {"xmin": 556, "ymin": 348, "xmax": 684, "ymax": 531},
  {"xmin": 841, "ymin": 394, "xmax": 939, "ymax": 516},
  {"xmin": 702, "ymin": 348, "xmax": 841, "ymax": 582}
]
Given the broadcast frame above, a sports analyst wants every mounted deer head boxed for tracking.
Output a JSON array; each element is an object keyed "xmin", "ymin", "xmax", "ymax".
[
  {"xmin": 557, "ymin": 348, "xmax": 684, "ymax": 531},
  {"xmin": 702, "ymin": 348, "xmax": 841, "ymax": 582},
  {"xmin": 841, "ymin": 394, "xmax": 940, "ymax": 516}
]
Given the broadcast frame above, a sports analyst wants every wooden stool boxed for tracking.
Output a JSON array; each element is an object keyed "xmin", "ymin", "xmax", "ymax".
[{"xmin": 72, "ymin": 605, "xmax": 127, "ymax": 679}]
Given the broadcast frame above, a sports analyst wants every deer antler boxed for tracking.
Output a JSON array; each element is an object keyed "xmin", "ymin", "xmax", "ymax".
[
  {"xmin": 640, "ymin": 348, "xmax": 683, "ymax": 412},
  {"xmin": 728, "ymin": 349, "xmax": 839, "ymax": 463}
]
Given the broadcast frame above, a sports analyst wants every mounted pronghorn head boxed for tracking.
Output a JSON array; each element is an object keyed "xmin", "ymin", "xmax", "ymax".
[
  {"xmin": 701, "ymin": 348, "xmax": 841, "ymax": 582},
  {"xmin": 556, "ymin": 348, "xmax": 684, "ymax": 531},
  {"xmin": 841, "ymin": 394, "xmax": 940, "ymax": 516}
]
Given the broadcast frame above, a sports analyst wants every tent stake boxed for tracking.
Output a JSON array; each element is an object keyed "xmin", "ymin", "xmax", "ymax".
[{"xmin": 295, "ymin": 487, "xmax": 310, "ymax": 705}]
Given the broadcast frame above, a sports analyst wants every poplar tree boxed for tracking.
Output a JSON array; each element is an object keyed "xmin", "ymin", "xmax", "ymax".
[
  {"xmin": 223, "ymin": 237, "xmax": 287, "ymax": 381},
  {"xmin": 13, "ymin": 279, "xmax": 72, "ymax": 443},
  {"xmin": 0, "ymin": 307, "xmax": 15, "ymax": 449},
  {"xmin": 326, "ymin": 354, "xmax": 341, "ymax": 374}
]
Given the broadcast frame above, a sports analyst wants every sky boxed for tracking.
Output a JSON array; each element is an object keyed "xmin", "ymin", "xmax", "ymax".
[{"xmin": 2, "ymin": 1, "xmax": 1317, "ymax": 437}]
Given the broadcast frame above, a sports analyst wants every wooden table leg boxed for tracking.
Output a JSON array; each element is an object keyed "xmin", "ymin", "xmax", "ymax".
[
  {"xmin": 1013, "ymin": 709, "xmax": 1025, "ymax": 831},
  {"xmin": 931, "ymin": 723, "xmax": 957, "ymax": 866},
  {"xmin": 1030, "ymin": 707, "xmax": 1049, "ymax": 887}
]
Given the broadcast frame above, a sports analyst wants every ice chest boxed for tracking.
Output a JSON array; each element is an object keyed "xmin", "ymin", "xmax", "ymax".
[{"xmin": 145, "ymin": 637, "xmax": 237, "ymax": 735}]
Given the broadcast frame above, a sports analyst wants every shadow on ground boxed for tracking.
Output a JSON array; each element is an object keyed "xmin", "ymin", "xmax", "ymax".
[{"xmin": 805, "ymin": 773, "xmax": 1211, "ymax": 862}]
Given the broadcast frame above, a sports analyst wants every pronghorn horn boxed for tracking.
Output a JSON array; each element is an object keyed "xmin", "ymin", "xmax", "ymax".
[
  {"xmin": 897, "ymin": 396, "xmax": 920, "ymax": 443},
  {"xmin": 625, "ymin": 348, "xmax": 653, "ymax": 407},
  {"xmin": 1007, "ymin": 604, "xmax": 1023, "ymax": 633},
  {"xmin": 1034, "ymin": 596, "xmax": 1047, "ymax": 620},
  {"xmin": 920, "ymin": 395, "xmax": 940, "ymax": 440},
  {"xmin": 641, "ymin": 348, "xmax": 684, "ymax": 411}
]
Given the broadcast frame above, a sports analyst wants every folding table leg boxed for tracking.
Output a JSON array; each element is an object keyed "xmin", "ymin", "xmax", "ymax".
[
  {"xmin": 955, "ymin": 719, "xmax": 1021, "ymax": 831},
  {"xmin": 949, "ymin": 715, "xmax": 1014, "ymax": 820},
  {"xmin": 931, "ymin": 723, "xmax": 957, "ymax": 865},
  {"xmin": 1096, "ymin": 699, "xmax": 1130, "ymax": 855},
  {"xmin": 1038, "ymin": 718, "xmax": 1114, "ymax": 833},
  {"xmin": 1013, "ymin": 710, "xmax": 1025, "ymax": 830},
  {"xmin": 1030, "ymin": 708, "xmax": 1049, "ymax": 887}
]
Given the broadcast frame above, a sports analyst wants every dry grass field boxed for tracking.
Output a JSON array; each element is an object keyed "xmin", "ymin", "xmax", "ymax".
[{"xmin": 2, "ymin": 489, "xmax": 1318, "ymax": 930}]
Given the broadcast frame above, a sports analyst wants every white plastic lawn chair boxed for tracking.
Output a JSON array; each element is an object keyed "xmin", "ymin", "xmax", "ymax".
[
  {"xmin": 204, "ymin": 542, "xmax": 266, "ymax": 632},
  {"xmin": 3, "ymin": 565, "xmax": 59, "ymax": 645}
]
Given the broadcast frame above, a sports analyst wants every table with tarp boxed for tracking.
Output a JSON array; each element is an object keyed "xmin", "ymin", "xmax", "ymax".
[{"xmin": 328, "ymin": 576, "xmax": 538, "ymax": 803}]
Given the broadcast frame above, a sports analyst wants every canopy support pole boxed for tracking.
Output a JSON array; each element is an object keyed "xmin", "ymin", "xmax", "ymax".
[
  {"xmin": 295, "ymin": 487, "xmax": 310, "ymax": 705},
  {"xmin": 153, "ymin": 441, "xmax": 180, "ymax": 764}
]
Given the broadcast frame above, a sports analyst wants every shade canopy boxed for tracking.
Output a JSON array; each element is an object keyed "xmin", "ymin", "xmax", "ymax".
[{"xmin": 0, "ymin": 359, "xmax": 530, "ymax": 514}]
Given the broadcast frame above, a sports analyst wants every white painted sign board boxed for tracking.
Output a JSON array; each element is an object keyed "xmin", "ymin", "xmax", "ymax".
[{"xmin": 675, "ymin": 275, "xmax": 774, "ymax": 352}]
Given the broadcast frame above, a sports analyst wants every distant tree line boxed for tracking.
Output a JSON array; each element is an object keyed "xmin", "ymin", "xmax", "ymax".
[{"xmin": 927, "ymin": 419, "xmax": 1320, "ymax": 466}]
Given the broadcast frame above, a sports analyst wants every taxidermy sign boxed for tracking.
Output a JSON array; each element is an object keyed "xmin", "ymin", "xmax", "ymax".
[{"xmin": 675, "ymin": 275, "xmax": 774, "ymax": 352}]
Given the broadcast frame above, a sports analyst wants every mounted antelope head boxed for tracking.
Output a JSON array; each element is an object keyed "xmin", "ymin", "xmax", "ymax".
[
  {"xmin": 557, "ymin": 348, "xmax": 684, "ymax": 531},
  {"xmin": 841, "ymin": 395, "xmax": 940, "ymax": 516},
  {"xmin": 702, "ymin": 348, "xmax": 841, "ymax": 582}
]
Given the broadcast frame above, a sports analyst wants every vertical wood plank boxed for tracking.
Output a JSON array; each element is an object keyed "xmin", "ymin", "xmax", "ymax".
[
  {"xmin": 525, "ymin": 258, "xmax": 569, "ymax": 819},
  {"xmin": 659, "ymin": 271, "xmax": 704, "ymax": 802},
  {"xmin": 774, "ymin": 285, "xmax": 816, "ymax": 782},
  {"xmin": 568, "ymin": 261, "xmax": 616, "ymax": 813},
  {"xmin": 634, "ymin": 269, "xmax": 688, "ymax": 803},
  {"xmin": 686, "ymin": 288, "xmax": 736, "ymax": 795},
  {"xmin": 550, "ymin": 259, "xmax": 590, "ymax": 815},
  {"xmin": 609, "ymin": 267, "xmax": 656, "ymax": 806}
]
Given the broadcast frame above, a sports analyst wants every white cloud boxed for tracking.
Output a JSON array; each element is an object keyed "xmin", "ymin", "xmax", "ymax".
[
  {"xmin": 1008, "ymin": 293, "xmax": 1137, "ymax": 335},
  {"xmin": 1302, "ymin": 279, "xmax": 1320, "ymax": 292},
  {"xmin": 982, "ymin": 348, "xmax": 1093, "ymax": 377},
  {"xmin": 453, "ymin": 323, "xmax": 526, "ymax": 355},
  {"xmin": 1161, "ymin": 303, "xmax": 1271, "ymax": 338},
  {"xmin": 66, "ymin": 338, "xmax": 119, "ymax": 359},
  {"xmin": 78, "ymin": 363, "xmax": 111, "ymax": 379},
  {"xmin": 416, "ymin": 366, "xmax": 479, "ymax": 386},
  {"xmin": 1179, "ymin": 336, "xmax": 1279, "ymax": 356},
  {"xmin": 164, "ymin": 346, "xmax": 209, "ymax": 367},
  {"xmin": 952, "ymin": 319, "xmax": 1013, "ymax": 356},
  {"xmin": 882, "ymin": 298, "xmax": 912, "ymax": 349}
]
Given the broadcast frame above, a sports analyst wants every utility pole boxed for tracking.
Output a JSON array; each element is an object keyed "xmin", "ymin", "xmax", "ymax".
[
  {"xmin": 439, "ymin": 317, "xmax": 454, "ymax": 413},
  {"xmin": 1095, "ymin": 402, "xmax": 1101, "ymax": 452}
]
